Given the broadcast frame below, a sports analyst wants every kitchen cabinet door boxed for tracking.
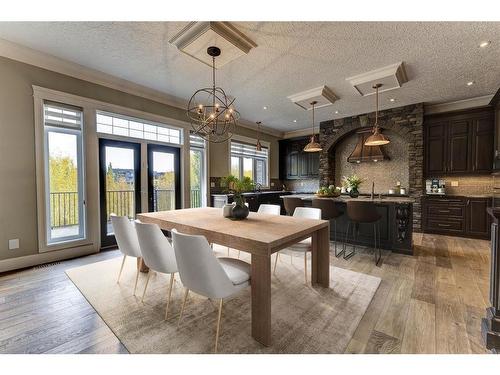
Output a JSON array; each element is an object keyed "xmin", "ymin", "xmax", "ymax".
[
  {"xmin": 287, "ymin": 150, "xmax": 300, "ymax": 179},
  {"xmin": 447, "ymin": 119, "xmax": 471, "ymax": 173},
  {"xmin": 472, "ymin": 116, "xmax": 494, "ymax": 173},
  {"xmin": 466, "ymin": 198, "xmax": 490, "ymax": 238},
  {"xmin": 309, "ymin": 152, "xmax": 320, "ymax": 177},
  {"xmin": 425, "ymin": 121, "xmax": 447, "ymax": 175}
]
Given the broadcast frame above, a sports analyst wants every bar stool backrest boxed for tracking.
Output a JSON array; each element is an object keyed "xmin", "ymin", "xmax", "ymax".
[
  {"xmin": 346, "ymin": 201, "xmax": 381, "ymax": 223},
  {"xmin": 312, "ymin": 199, "xmax": 342, "ymax": 220},
  {"xmin": 283, "ymin": 197, "xmax": 304, "ymax": 216}
]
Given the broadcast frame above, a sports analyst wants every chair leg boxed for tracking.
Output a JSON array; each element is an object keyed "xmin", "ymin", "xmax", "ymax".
[
  {"xmin": 214, "ymin": 299, "xmax": 223, "ymax": 353},
  {"xmin": 178, "ymin": 288, "xmax": 190, "ymax": 327},
  {"xmin": 238, "ymin": 250, "xmax": 241, "ymax": 259},
  {"xmin": 375, "ymin": 222, "xmax": 382, "ymax": 266},
  {"xmin": 141, "ymin": 270, "xmax": 152, "ymax": 302},
  {"xmin": 117, "ymin": 255, "xmax": 126, "ymax": 284},
  {"xmin": 344, "ymin": 221, "xmax": 356, "ymax": 260},
  {"xmin": 304, "ymin": 252, "xmax": 308, "ymax": 285},
  {"xmin": 334, "ymin": 219, "xmax": 344, "ymax": 257},
  {"xmin": 273, "ymin": 253, "xmax": 279, "ymax": 274},
  {"xmin": 134, "ymin": 258, "xmax": 142, "ymax": 295},
  {"xmin": 165, "ymin": 273, "xmax": 175, "ymax": 320}
]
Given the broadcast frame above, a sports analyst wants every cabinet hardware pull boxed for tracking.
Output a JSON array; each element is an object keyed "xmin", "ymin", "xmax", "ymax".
[
  {"xmin": 438, "ymin": 210, "xmax": 450, "ymax": 213},
  {"xmin": 438, "ymin": 223, "xmax": 452, "ymax": 227}
]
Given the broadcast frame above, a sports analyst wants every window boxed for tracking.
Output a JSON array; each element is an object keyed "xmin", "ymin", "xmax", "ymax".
[
  {"xmin": 190, "ymin": 134, "xmax": 206, "ymax": 208},
  {"xmin": 96, "ymin": 111, "xmax": 182, "ymax": 145},
  {"xmin": 43, "ymin": 102, "xmax": 86, "ymax": 244},
  {"xmin": 230, "ymin": 141, "xmax": 269, "ymax": 186}
]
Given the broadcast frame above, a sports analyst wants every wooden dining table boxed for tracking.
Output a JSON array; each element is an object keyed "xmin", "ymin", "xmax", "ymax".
[{"xmin": 137, "ymin": 207, "xmax": 330, "ymax": 347}]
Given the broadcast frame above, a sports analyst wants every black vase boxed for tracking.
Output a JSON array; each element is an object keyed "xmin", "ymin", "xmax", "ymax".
[
  {"xmin": 232, "ymin": 204, "xmax": 249, "ymax": 220},
  {"xmin": 349, "ymin": 187, "xmax": 359, "ymax": 198}
]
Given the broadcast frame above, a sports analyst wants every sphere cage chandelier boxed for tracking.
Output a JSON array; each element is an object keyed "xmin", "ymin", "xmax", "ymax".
[{"xmin": 187, "ymin": 46, "xmax": 240, "ymax": 143}]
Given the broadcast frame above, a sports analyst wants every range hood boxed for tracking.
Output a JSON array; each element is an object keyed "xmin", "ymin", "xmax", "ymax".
[{"xmin": 347, "ymin": 128, "xmax": 389, "ymax": 163}]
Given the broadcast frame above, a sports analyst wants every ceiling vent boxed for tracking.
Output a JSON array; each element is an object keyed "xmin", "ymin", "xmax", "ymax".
[
  {"xmin": 169, "ymin": 22, "xmax": 257, "ymax": 67},
  {"xmin": 346, "ymin": 62, "xmax": 408, "ymax": 97},
  {"xmin": 287, "ymin": 85, "xmax": 338, "ymax": 110}
]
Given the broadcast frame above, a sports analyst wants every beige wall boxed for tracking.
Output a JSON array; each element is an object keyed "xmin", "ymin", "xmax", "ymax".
[{"xmin": 0, "ymin": 56, "xmax": 281, "ymax": 262}]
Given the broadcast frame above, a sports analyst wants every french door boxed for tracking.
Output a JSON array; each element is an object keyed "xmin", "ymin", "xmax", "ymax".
[
  {"xmin": 147, "ymin": 144, "xmax": 181, "ymax": 212},
  {"xmin": 99, "ymin": 139, "xmax": 141, "ymax": 248}
]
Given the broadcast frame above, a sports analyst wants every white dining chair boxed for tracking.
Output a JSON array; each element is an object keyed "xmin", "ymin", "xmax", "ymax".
[
  {"xmin": 111, "ymin": 214, "xmax": 142, "ymax": 295},
  {"xmin": 273, "ymin": 207, "xmax": 322, "ymax": 284},
  {"xmin": 135, "ymin": 221, "xmax": 178, "ymax": 320},
  {"xmin": 171, "ymin": 229, "xmax": 251, "ymax": 353},
  {"xmin": 236, "ymin": 203, "xmax": 281, "ymax": 259}
]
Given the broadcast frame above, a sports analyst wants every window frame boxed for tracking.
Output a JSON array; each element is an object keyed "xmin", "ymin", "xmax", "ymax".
[
  {"xmin": 44, "ymin": 125, "xmax": 86, "ymax": 245},
  {"xmin": 229, "ymin": 137, "xmax": 270, "ymax": 187},
  {"xmin": 189, "ymin": 134, "xmax": 207, "ymax": 208}
]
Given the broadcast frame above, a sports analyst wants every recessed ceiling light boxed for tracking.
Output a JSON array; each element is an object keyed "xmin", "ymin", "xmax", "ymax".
[
  {"xmin": 479, "ymin": 41, "xmax": 491, "ymax": 48},
  {"xmin": 263, "ymin": 106, "xmax": 268, "ymax": 110},
  {"xmin": 389, "ymin": 98, "xmax": 395, "ymax": 102},
  {"xmin": 467, "ymin": 81, "xmax": 474, "ymax": 86},
  {"xmin": 335, "ymin": 110, "xmax": 339, "ymax": 114},
  {"xmin": 293, "ymin": 119, "xmax": 297, "ymax": 123}
]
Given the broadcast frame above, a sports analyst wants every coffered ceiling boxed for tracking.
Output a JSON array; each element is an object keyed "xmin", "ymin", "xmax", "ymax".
[{"xmin": 0, "ymin": 22, "xmax": 498, "ymax": 133}]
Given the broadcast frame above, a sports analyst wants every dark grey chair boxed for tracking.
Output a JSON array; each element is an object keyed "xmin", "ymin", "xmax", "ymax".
[
  {"xmin": 344, "ymin": 201, "xmax": 382, "ymax": 265},
  {"xmin": 283, "ymin": 197, "xmax": 304, "ymax": 216},
  {"xmin": 312, "ymin": 198, "xmax": 344, "ymax": 257}
]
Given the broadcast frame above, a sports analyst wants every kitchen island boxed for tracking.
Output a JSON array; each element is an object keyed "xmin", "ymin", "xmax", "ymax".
[{"xmin": 282, "ymin": 194, "xmax": 414, "ymax": 255}]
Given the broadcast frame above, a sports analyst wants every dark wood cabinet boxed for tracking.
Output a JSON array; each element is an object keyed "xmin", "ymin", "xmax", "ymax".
[
  {"xmin": 466, "ymin": 198, "xmax": 491, "ymax": 237},
  {"xmin": 423, "ymin": 196, "xmax": 491, "ymax": 239},
  {"xmin": 280, "ymin": 137, "xmax": 320, "ymax": 180},
  {"xmin": 425, "ymin": 108, "xmax": 494, "ymax": 176}
]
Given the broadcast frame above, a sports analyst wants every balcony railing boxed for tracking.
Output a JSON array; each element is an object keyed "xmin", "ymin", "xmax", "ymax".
[
  {"xmin": 50, "ymin": 191, "xmax": 79, "ymax": 228},
  {"xmin": 50, "ymin": 188, "xmax": 203, "ymax": 228}
]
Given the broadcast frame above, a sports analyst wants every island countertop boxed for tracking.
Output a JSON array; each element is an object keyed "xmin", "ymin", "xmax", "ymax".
[{"xmin": 280, "ymin": 193, "xmax": 415, "ymax": 204}]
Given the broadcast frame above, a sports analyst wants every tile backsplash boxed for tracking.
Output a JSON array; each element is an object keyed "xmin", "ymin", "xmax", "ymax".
[{"xmin": 434, "ymin": 175, "xmax": 493, "ymax": 196}]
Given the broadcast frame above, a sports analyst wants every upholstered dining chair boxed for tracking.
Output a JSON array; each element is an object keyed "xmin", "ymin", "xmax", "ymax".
[
  {"xmin": 135, "ymin": 221, "xmax": 179, "ymax": 320},
  {"xmin": 273, "ymin": 207, "xmax": 322, "ymax": 284},
  {"xmin": 171, "ymin": 229, "xmax": 251, "ymax": 353},
  {"xmin": 110, "ymin": 214, "xmax": 142, "ymax": 295}
]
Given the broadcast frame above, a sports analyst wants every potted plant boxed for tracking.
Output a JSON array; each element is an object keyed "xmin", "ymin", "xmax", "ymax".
[
  {"xmin": 342, "ymin": 175, "xmax": 364, "ymax": 198},
  {"xmin": 220, "ymin": 175, "xmax": 255, "ymax": 220}
]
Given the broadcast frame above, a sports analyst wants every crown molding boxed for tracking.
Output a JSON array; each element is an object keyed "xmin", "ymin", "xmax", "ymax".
[
  {"xmin": 282, "ymin": 128, "xmax": 318, "ymax": 139},
  {"xmin": 425, "ymin": 94, "xmax": 495, "ymax": 115},
  {"xmin": 0, "ymin": 37, "xmax": 282, "ymax": 138}
]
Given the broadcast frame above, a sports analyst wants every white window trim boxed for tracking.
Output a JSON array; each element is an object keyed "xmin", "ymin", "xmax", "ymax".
[
  {"xmin": 33, "ymin": 85, "xmax": 193, "ymax": 253},
  {"xmin": 228, "ymin": 134, "xmax": 270, "ymax": 187}
]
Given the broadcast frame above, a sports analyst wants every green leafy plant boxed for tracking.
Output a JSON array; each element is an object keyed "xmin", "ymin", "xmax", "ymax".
[
  {"xmin": 221, "ymin": 175, "xmax": 255, "ymax": 206},
  {"xmin": 342, "ymin": 175, "xmax": 364, "ymax": 190}
]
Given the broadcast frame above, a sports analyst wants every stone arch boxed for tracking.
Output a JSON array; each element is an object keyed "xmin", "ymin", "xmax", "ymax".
[{"xmin": 318, "ymin": 103, "xmax": 424, "ymax": 231}]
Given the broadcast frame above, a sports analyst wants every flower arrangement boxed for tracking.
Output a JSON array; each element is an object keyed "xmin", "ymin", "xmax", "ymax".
[{"xmin": 342, "ymin": 175, "xmax": 364, "ymax": 198}]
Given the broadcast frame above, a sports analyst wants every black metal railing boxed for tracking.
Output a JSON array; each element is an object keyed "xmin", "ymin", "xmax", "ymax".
[
  {"xmin": 50, "ymin": 191, "xmax": 79, "ymax": 228},
  {"xmin": 191, "ymin": 188, "xmax": 201, "ymax": 208},
  {"xmin": 50, "ymin": 188, "xmax": 203, "ymax": 228},
  {"xmin": 106, "ymin": 190, "xmax": 135, "ymax": 220}
]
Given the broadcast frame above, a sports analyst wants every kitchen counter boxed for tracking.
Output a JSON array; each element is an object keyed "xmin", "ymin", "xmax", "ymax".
[
  {"xmin": 281, "ymin": 194, "xmax": 414, "ymax": 255},
  {"xmin": 282, "ymin": 193, "xmax": 415, "ymax": 204}
]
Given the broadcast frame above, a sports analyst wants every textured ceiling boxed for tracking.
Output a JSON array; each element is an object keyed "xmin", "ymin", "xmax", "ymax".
[{"xmin": 0, "ymin": 22, "xmax": 498, "ymax": 132}]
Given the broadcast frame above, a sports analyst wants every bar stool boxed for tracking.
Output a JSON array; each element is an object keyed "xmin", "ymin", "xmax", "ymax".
[
  {"xmin": 344, "ymin": 201, "xmax": 382, "ymax": 265},
  {"xmin": 312, "ymin": 198, "xmax": 344, "ymax": 257},
  {"xmin": 283, "ymin": 197, "xmax": 304, "ymax": 216}
]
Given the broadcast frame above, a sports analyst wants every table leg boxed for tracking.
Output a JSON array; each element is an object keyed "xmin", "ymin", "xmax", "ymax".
[
  {"xmin": 251, "ymin": 253, "xmax": 272, "ymax": 346},
  {"xmin": 312, "ymin": 226, "xmax": 330, "ymax": 287}
]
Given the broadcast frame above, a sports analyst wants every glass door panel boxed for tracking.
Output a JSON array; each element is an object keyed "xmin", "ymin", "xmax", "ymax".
[
  {"xmin": 148, "ymin": 144, "xmax": 181, "ymax": 212},
  {"xmin": 190, "ymin": 148, "xmax": 204, "ymax": 208},
  {"xmin": 99, "ymin": 139, "xmax": 141, "ymax": 248}
]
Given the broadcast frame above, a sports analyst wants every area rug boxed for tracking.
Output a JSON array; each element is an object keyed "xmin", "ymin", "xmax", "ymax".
[{"xmin": 66, "ymin": 251, "xmax": 380, "ymax": 353}]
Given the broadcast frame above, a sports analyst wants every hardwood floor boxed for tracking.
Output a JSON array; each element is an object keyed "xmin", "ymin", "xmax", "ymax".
[{"xmin": 0, "ymin": 233, "xmax": 491, "ymax": 354}]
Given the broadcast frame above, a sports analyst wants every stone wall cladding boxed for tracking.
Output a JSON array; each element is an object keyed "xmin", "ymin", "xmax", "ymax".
[{"xmin": 319, "ymin": 103, "xmax": 424, "ymax": 232}]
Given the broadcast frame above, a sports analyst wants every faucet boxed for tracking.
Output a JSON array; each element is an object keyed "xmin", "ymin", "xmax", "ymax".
[{"xmin": 371, "ymin": 181, "xmax": 375, "ymax": 200}]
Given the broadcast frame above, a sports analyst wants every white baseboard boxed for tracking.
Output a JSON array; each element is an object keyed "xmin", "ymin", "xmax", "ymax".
[{"xmin": 0, "ymin": 245, "xmax": 98, "ymax": 273}]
